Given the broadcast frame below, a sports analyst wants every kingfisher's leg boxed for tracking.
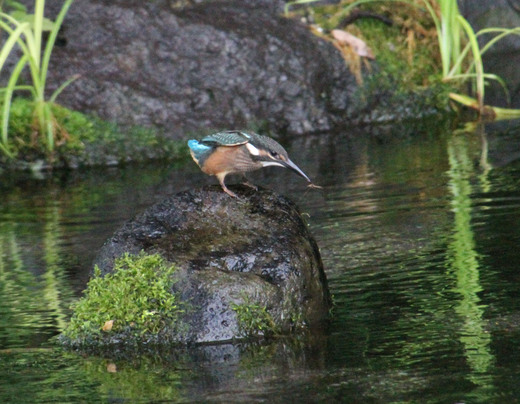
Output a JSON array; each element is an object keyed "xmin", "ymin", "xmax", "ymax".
[
  {"xmin": 241, "ymin": 175, "xmax": 257, "ymax": 191},
  {"xmin": 216, "ymin": 173, "xmax": 237, "ymax": 198}
]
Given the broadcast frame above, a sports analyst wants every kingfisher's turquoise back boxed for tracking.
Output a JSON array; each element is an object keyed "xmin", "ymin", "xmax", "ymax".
[{"xmin": 188, "ymin": 131, "xmax": 251, "ymax": 166}]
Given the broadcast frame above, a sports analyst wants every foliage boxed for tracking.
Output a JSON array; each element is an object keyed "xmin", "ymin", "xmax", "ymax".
[
  {"xmin": 422, "ymin": 0, "xmax": 520, "ymax": 115},
  {"xmin": 0, "ymin": 0, "xmax": 76, "ymax": 157},
  {"xmin": 231, "ymin": 294, "xmax": 279, "ymax": 338},
  {"xmin": 63, "ymin": 252, "xmax": 182, "ymax": 339},
  {"xmin": 0, "ymin": 1, "xmax": 29, "ymax": 15},
  {"xmin": 0, "ymin": 97, "xmax": 187, "ymax": 167},
  {"xmin": 0, "ymin": 2, "xmax": 187, "ymax": 165},
  {"xmin": 285, "ymin": 0, "xmax": 520, "ymax": 118},
  {"xmin": 288, "ymin": 1, "xmax": 444, "ymax": 91},
  {"xmin": 352, "ymin": 17, "xmax": 438, "ymax": 89}
]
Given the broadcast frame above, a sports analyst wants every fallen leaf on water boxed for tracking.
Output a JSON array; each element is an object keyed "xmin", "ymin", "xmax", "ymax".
[
  {"xmin": 102, "ymin": 320, "xmax": 114, "ymax": 332},
  {"xmin": 331, "ymin": 29, "xmax": 375, "ymax": 59}
]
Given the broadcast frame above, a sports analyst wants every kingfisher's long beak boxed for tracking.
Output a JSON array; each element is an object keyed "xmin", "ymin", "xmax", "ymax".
[{"xmin": 283, "ymin": 159, "xmax": 312, "ymax": 183}]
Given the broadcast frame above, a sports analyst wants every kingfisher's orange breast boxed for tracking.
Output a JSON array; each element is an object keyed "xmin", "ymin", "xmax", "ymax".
[{"xmin": 201, "ymin": 146, "xmax": 242, "ymax": 176}]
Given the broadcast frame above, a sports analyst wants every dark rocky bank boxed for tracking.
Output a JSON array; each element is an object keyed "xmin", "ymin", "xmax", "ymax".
[{"xmin": 43, "ymin": 0, "xmax": 356, "ymax": 138}]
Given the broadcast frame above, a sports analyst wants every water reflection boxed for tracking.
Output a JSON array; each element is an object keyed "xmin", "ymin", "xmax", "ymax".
[
  {"xmin": 2, "ymin": 118, "xmax": 520, "ymax": 402},
  {"xmin": 447, "ymin": 131, "xmax": 494, "ymax": 389}
]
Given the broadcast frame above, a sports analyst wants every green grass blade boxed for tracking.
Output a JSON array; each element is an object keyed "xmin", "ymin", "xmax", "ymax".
[
  {"xmin": 0, "ymin": 0, "xmax": 74, "ymax": 156},
  {"xmin": 478, "ymin": 27, "xmax": 520, "ymax": 56},
  {"xmin": 0, "ymin": 17, "xmax": 33, "ymax": 53},
  {"xmin": 49, "ymin": 74, "xmax": 79, "ymax": 103},
  {"xmin": 450, "ymin": 1, "xmax": 461, "ymax": 74},
  {"xmin": 33, "ymin": 0, "xmax": 44, "ymax": 67},
  {"xmin": 447, "ymin": 72, "xmax": 510, "ymax": 106},
  {"xmin": 1, "ymin": 10, "xmax": 40, "ymax": 72},
  {"xmin": 40, "ymin": 0, "xmax": 74, "ymax": 91},
  {"xmin": 439, "ymin": 1, "xmax": 452, "ymax": 75},
  {"xmin": 450, "ymin": 92, "xmax": 520, "ymax": 120},
  {"xmin": 490, "ymin": 106, "xmax": 520, "ymax": 120},
  {"xmin": 1, "ymin": 54, "xmax": 28, "ymax": 157},
  {"xmin": 457, "ymin": 15, "xmax": 484, "ymax": 110},
  {"xmin": 0, "ymin": 85, "xmax": 34, "ymax": 94},
  {"xmin": 482, "ymin": 73, "xmax": 511, "ymax": 104},
  {"xmin": 0, "ymin": 18, "xmax": 42, "ymax": 95},
  {"xmin": 0, "ymin": 19, "xmax": 28, "ymax": 72},
  {"xmin": 421, "ymin": 0, "xmax": 441, "ymax": 37}
]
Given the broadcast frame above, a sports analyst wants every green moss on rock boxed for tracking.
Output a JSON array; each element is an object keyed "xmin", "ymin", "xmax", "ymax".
[
  {"xmin": 293, "ymin": 1, "xmax": 455, "ymax": 119},
  {"xmin": 231, "ymin": 294, "xmax": 280, "ymax": 338},
  {"xmin": 1, "ymin": 98, "xmax": 187, "ymax": 170},
  {"xmin": 62, "ymin": 252, "xmax": 183, "ymax": 342}
]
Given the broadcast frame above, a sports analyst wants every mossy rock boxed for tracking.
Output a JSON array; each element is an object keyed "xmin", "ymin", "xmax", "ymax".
[
  {"xmin": 64, "ymin": 185, "xmax": 331, "ymax": 349},
  {"xmin": 0, "ymin": 98, "xmax": 186, "ymax": 171}
]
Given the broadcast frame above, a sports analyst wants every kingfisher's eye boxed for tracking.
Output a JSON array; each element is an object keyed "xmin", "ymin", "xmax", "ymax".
[{"xmin": 271, "ymin": 151, "xmax": 278, "ymax": 157}]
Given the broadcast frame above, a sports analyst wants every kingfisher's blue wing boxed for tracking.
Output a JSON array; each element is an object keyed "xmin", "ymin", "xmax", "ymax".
[{"xmin": 200, "ymin": 130, "xmax": 251, "ymax": 147}]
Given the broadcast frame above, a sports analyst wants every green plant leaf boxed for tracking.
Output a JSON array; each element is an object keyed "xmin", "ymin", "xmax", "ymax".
[
  {"xmin": 9, "ymin": 12, "xmax": 55, "ymax": 31},
  {"xmin": 449, "ymin": 92, "xmax": 520, "ymax": 120},
  {"xmin": 3, "ymin": 0, "xmax": 27, "ymax": 13},
  {"xmin": 0, "ymin": 18, "xmax": 29, "ymax": 72},
  {"xmin": 40, "ymin": 0, "xmax": 74, "ymax": 91},
  {"xmin": 49, "ymin": 74, "xmax": 80, "ymax": 103},
  {"xmin": 1, "ymin": 53, "xmax": 27, "ymax": 157},
  {"xmin": 0, "ymin": 0, "xmax": 76, "ymax": 157},
  {"xmin": 455, "ymin": 15, "xmax": 484, "ymax": 110}
]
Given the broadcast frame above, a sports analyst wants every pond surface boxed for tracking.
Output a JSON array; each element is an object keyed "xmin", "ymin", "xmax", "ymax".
[{"xmin": 2, "ymin": 117, "xmax": 520, "ymax": 403}]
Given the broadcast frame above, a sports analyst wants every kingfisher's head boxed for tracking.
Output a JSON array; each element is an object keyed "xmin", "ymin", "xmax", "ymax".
[{"xmin": 243, "ymin": 133, "xmax": 311, "ymax": 182}]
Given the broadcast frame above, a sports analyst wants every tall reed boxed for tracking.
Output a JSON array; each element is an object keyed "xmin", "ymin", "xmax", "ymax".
[
  {"xmin": 422, "ymin": 0, "xmax": 520, "ymax": 113},
  {"xmin": 0, "ymin": 0, "xmax": 75, "ymax": 157}
]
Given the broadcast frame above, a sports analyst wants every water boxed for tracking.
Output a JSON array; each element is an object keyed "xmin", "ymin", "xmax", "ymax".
[{"xmin": 2, "ymin": 117, "xmax": 520, "ymax": 403}]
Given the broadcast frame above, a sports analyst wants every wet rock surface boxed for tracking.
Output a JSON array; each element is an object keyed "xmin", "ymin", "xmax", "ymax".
[
  {"xmin": 42, "ymin": 0, "xmax": 355, "ymax": 137},
  {"xmin": 94, "ymin": 185, "xmax": 331, "ymax": 343}
]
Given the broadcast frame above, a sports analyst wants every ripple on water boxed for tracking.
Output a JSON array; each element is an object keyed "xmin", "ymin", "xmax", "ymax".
[{"xmin": 3, "ymin": 126, "xmax": 520, "ymax": 402}]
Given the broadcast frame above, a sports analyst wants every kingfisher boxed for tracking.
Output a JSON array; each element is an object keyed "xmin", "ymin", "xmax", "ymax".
[{"xmin": 188, "ymin": 130, "xmax": 312, "ymax": 197}]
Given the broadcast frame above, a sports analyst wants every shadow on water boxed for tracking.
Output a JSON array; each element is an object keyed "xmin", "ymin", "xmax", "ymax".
[{"xmin": 2, "ymin": 116, "xmax": 520, "ymax": 402}]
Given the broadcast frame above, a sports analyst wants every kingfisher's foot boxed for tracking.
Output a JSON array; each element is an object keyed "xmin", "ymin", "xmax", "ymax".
[
  {"xmin": 221, "ymin": 185, "xmax": 238, "ymax": 198},
  {"xmin": 241, "ymin": 181, "xmax": 258, "ymax": 191}
]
